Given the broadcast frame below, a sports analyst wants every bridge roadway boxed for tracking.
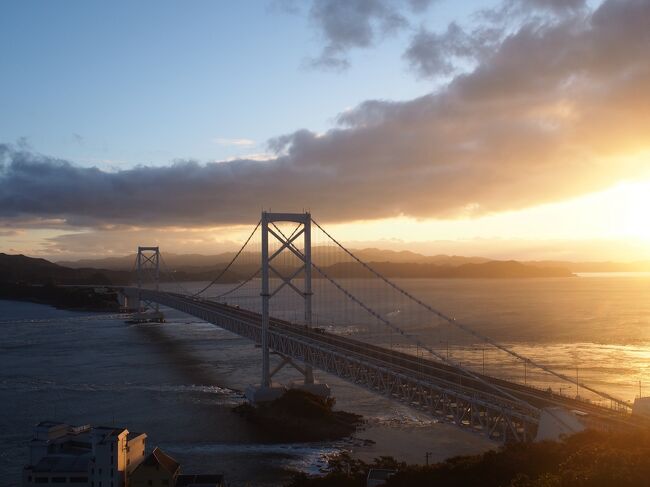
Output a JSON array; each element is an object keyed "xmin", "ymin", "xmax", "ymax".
[{"xmin": 129, "ymin": 288, "xmax": 636, "ymax": 442}]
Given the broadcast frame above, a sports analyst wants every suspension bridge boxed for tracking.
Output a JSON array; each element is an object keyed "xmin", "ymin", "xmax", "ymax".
[{"xmin": 110, "ymin": 212, "xmax": 646, "ymax": 443}]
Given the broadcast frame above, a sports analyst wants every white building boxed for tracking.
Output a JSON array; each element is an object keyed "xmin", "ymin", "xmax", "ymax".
[{"xmin": 23, "ymin": 421, "xmax": 147, "ymax": 487}]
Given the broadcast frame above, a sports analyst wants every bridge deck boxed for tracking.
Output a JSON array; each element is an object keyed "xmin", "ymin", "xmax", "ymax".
[{"xmin": 128, "ymin": 288, "xmax": 638, "ymax": 441}]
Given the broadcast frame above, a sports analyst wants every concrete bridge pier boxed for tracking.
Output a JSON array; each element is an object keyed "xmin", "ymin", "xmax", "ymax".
[
  {"xmin": 117, "ymin": 291, "xmax": 138, "ymax": 313},
  {"xmin": 120, "ymin": 288, "xmax": 165, "ymax": 323},
  {"xmin": 245, "ymin": 353, "xmax": 330, "ymax": 404}
]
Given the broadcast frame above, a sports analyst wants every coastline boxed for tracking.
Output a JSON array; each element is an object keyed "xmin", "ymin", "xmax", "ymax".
[{"xmin": 0, "ymin": 283, "xmax": 121, "ymax": 312}]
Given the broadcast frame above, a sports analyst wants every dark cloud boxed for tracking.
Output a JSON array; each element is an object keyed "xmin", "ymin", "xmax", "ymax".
[
  {"xmin": 405, "ymin": 0, "xmax": 589, "ymax": 79},
  {"xmin": 506, "ymin": 0, "xmax": 587, "ymax": 14},
  {"xmin": 2, "ymin": 0, "xmax": 649, "ymax": 230},
  {"xmin": 304, "ymin": 0, "xmax": 584, "ymax": 74},
  {"xmin": 307, "ymin": 0, "xmax": 433, "ymax": 69},
  {"xmin": 404, "ymin": 23, "xmax": 500, "ymax": 78},
  {"xmin": 479, "ymin": 0, "xmax": 588, "ymax": 23}
]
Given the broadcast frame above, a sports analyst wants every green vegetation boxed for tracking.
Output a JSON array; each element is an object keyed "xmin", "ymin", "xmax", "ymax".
[
  {"xmin": 0, "ymin": 253, "xmax": 124, "ymax": 310},
  {"xmin": 287, "ymin": 454, "xmax": 405, "ymax": 487},
  {"xmin": 287, "ymin": 429, "xmax": 650, "ymax": 487},
  {"xmin": 0, "ymin": 253, "xmax": 130, "ymax": 285},
  {"xmin": 234, "ymin": 390, "xmax": 363, "ymax": 442},
  {"xmin": 0, "ymin": 281, "xmax": 121, "ymax": 311},
  {"xmin": 0, "ymin": 252, "xmax": 242, "ymax": 284}
]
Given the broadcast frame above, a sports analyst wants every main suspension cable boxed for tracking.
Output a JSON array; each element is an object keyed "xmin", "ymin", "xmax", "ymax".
[
  {"xmin": 207, "ymin": 267, "xmax": 261, "ymax": 300},
  {"xmin": 192, "ymin": 220, "xmax": 261, "ymax": 297},
  {"xmin": 312, "ymin": 218, "xmax": 629, "ymax": 409},
  {"xmin": 270, "ymin": 222, "xmax": 538, "ymax": 412},
  {"xmin": 159, "ymin": 252, "xmax": 192, "ymax": 295}
]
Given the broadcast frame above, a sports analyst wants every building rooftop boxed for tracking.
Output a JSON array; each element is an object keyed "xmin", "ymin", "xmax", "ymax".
[
  {"xmin": 127, "ymin": 431, "xmax": 146, "ymax": 441},
  {"xmin": 92, "ymin": 426, "xmax": 130, "ymax": 444},
  {"xmin": 94, "ymin": 426, "xmax": 127, "ymax": 435},
  {"xmin": 138, "ymin": 447, "xmax": 180, "ymax": 476}
]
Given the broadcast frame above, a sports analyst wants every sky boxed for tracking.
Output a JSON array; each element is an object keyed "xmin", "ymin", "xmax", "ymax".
[{"xmin": 1, "ymin": 0, "xmax": 649, "ymax": 262}]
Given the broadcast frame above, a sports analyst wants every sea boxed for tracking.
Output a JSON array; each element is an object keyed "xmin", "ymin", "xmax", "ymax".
[{"xmin": 1, "ymin": 273, "xmax": 649, "ymax": 486}]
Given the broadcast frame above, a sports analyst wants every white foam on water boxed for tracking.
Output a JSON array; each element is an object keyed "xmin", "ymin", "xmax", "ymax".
[
  {"xmin": 0, "ymin": 379, "xmax": 241, "ymax": 400},
  {"xmin": 159, "ymin": 442, "xmax": 345, "ymax": 475}
]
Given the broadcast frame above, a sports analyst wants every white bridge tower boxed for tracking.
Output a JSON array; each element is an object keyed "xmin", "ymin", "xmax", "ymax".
[
  {"xmin": 133, "ymin": 246, "xmax": 164, "ymax": 322},
  {"xmin": 247, "ymin": 211, "xmax": 329, "ymax": 402}
]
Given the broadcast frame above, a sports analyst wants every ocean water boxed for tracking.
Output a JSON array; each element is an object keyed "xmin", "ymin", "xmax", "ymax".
[{"xmin": 1, "ymin": 274, "xmax": 649, "ymax": 485}]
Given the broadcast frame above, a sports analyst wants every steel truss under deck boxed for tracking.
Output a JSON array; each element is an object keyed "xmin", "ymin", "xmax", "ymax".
[{"xmin": 129, "ymin": 288, "xmax": 538, "ymax": 442}]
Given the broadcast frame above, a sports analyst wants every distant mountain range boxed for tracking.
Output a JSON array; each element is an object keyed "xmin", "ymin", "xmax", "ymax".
[
  {"xmin": 56, "ymin": 248, "xmax": 493, "ymax": 271},
  {"xmin": 323, "ymin": 260, "xmax": 573, "ymax": 279},
  {"xmin": 56, "ymin": 248, "xmax": 650, "ymax": 273},
  {"xmin": 0, "ymin": 251, "xmax": 580, "ymax": 286},
  {"xmin": 0, "ymin": 253, "xmax": 132, "ymax": 285},
  {"xmin": 9, "ymin": 247, "xmax": 650, "ymax": 288}
]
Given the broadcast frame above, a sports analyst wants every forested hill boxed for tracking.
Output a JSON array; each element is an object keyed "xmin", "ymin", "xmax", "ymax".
[{"xmin": 0, "ymin": 253, "xmax": 130, "ymax": 285}]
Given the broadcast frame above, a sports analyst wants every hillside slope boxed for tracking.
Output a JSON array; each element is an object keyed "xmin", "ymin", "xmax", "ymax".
[{"xmin": 0, "ymin": 253, "xmax": 130, "ymax": 285}]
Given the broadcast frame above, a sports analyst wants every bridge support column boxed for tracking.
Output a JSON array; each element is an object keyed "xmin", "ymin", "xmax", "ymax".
[
  {"xmin": 261, "ymin": 215, "xmax": 271, "ymax": 388},
  {"xmin": 132, "ymin": 246, "xmax": 164, "ymax": 323},
  {"xmin": 303, "ymin": 215, "xmax": 314, "ymax": 385},
  {"xmin": 250, "ymin": 211, "xmax": 325, "ymax": 402},
  {"xmin": 137, "ymin": 246, "xmax": 160, "ymax": 313}
]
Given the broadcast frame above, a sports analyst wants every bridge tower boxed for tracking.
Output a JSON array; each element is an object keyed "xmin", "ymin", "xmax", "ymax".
[
  {"xmin": 247, "ymin": 211, "xmax": 328, "ymax": 402},
  {"xmin": 135, "ymin": 246, "xmax": 163, "ymax": 320}
]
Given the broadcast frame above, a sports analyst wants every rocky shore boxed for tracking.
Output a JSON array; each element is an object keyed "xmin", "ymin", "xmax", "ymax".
[{"xmin": 233, "ymin": 390, "xmax": 364, "ymax": 442}]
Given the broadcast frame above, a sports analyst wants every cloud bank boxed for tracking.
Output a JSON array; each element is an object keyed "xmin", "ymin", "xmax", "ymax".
[
  {"xmin": 306, "ymin": 0, "xmax": 435, "ymax": 69},
  {"xmin": 1, "ymin": 0, "xmax": 649, "ymax": 231}
]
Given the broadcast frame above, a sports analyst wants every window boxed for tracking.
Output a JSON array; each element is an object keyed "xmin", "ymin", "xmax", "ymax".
[
  {"xmin": 52, "ymin": 478, "xmax": 66, "ymax": 483},
  {"xmin": 34, "ymin": 478, "xmax": 49, "ymax": 484},
  {"xmin": 70, "ymin": 478, "xmax": 88, "ymax": 484},
  {"xmin": 147, "ymin": 481, "xmax": 152, "ymax": 486}
]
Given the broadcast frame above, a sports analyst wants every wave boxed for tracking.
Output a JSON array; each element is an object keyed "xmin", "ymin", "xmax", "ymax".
[
  {"xmin": 0, "ymin": 379, "xmax": 241, "ymax": 398},
  {"xmin": 158, "ymin": 441, "xmax": 344, "ymax": 475}
]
